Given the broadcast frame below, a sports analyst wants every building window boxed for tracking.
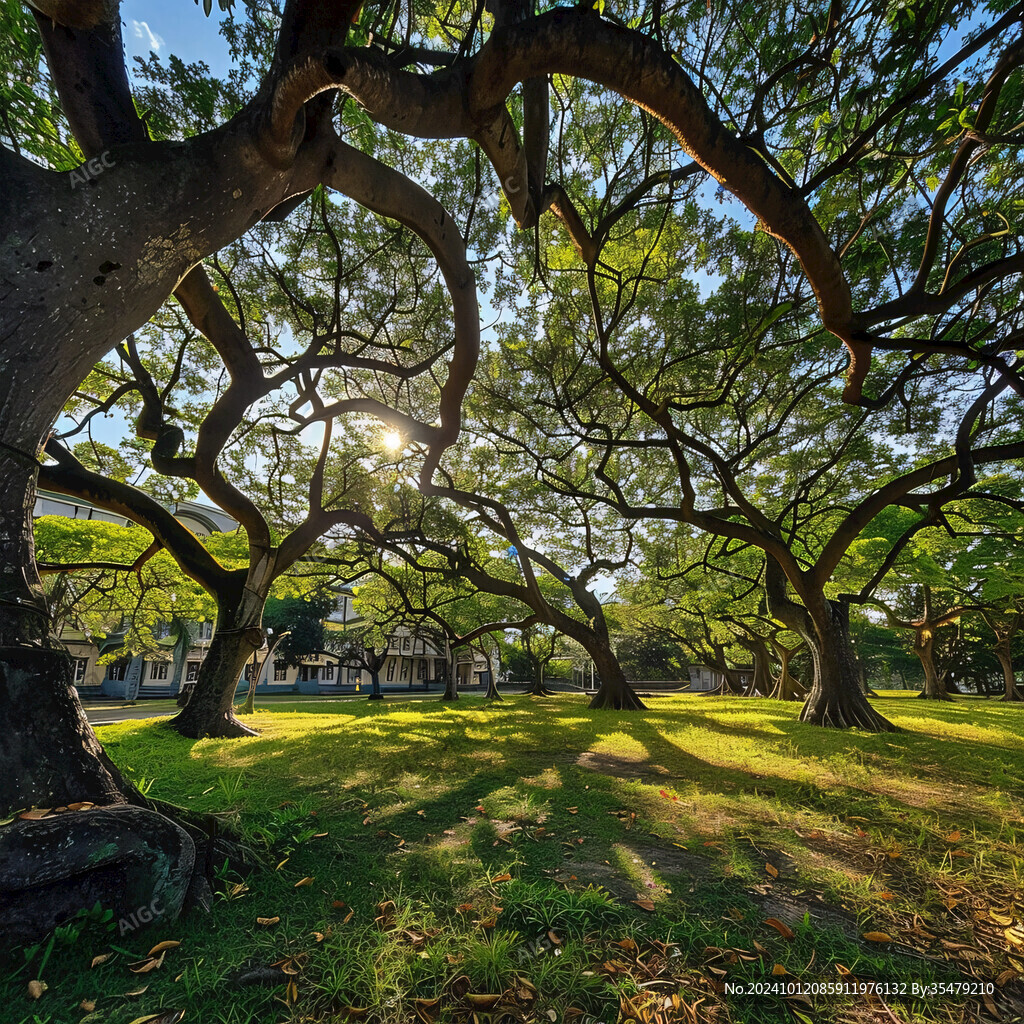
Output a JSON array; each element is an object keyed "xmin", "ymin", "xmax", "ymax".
[
  {"xmin": 200, "ymin": 621, "xmax": 213, "ymax": 640},
  {"xmin": 274, "ymin": 660, "xmax": 287, "ymax": 682},
  {"xmin": 73, "ymin": 657, "xmax": 88, "ymax": 682},
  {"xmin": 107, "ymin": 661, "xmax": 128, "ymax": 681},
  {"xmin": 386, "ymin": 659, "xmax": 395, "ymax": 682},
  {"xmin": 300, "ymin": 665, "xmax": 319, "ymax": 682},
  {"xmin": 400, "ymin": 660, "xmax": 409, "ymax": 680},
  {"xmin": 186, "ymin": 662, "xmax": 200, "ymax": 682},
  {"xmin": 417, "ymin": 659, "xmax": 427, "ymax": 680},
  {"xmin": 149, "ymin": 661, "xmax": 168, "ymax": 680},
  {"xmin": 348, "ymin": 668, "xmax": 360, "ymax": 684},
  {"xmin": 401, "ymin": 636, "xmax": 411, "ymax": 652},
  {"xmin": 322, "ymin": 662, "xmax": 334, "ymax": 681}
]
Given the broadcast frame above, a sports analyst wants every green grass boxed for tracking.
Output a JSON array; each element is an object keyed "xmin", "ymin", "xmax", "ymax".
[{"xmin": 4, "ymin": 693, "xmax": 1024, "ymax": 1024}]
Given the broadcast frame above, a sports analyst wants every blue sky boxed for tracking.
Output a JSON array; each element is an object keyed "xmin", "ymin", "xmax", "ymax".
[{"xmin": 121, "ymin": 1, "xmax": 233, "ymax": 78}]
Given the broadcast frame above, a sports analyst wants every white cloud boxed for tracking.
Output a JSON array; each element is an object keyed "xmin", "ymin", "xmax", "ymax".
[{"xmin": 131, "ymin": 20, "xmax": 165, "ymax": 53}]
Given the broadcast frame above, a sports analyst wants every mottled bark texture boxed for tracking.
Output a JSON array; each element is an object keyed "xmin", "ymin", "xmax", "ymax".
[{"xmin": 0, "ymin": 805, "xmax": 194, "ymax": 946}]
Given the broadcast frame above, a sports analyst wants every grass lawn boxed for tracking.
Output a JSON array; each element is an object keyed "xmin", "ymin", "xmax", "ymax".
[{"xmin": 4, "ymin": 693, "xmax": 1024, "ymax": 1024}]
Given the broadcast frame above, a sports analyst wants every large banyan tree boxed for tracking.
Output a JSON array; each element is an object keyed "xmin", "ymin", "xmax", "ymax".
[{"xmin": 1, "ymin": 0, "xmax": 1023, "ymax": 817}]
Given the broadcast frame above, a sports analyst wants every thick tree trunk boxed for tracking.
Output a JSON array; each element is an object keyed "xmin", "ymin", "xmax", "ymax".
[
  {"xmin": 441, "ymin": 644, "xmax": 459, "ymax": 701},
  {"xmin": 0, "ymin": 454, "xmax": 141, "ymax": 814},
  {"xmin": 914, "ymin": 632, "xmax": 952, "ymax": 701},
  {"xmin": 368, "ymin": 667, "xmax": 384, "ymax": 700},
  {"xmin": 799, "ymin": 603, "xmax": 895, "ymax": 731},
  {"xmin": 995, "ymin": 645, "xmax": 1023, "ymax": 702},
  {"xmin": 767, "ymin": 649, "xmax": 807, "ymax": 701},
  {"xmin": 586, "ymin": 637, "xmax": 645, "ymax": 711},
  {"xmin": 483, "ymin": 648, "xmax": 503, "ymax": 700},
  {"xmin": 168, "ymin": 601, "xmax": 263, "ymax": 739},
  {"xmin": 743, "ymin": 640, "xmax": 772, "ymax": 697},
  {"xmin": 527, "ymin": 658, "xmax": 554, "ymax": 696}
]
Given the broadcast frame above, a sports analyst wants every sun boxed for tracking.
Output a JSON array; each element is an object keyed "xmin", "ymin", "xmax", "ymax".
[{"xmin": 382, "ymin": 429, "xmax": 403, "ymax": 452}]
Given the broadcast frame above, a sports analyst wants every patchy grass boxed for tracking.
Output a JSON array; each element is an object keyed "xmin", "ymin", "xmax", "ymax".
[{"xmin": 3, "ymin": 693, "xmax": 1024, "ymax": 1024}]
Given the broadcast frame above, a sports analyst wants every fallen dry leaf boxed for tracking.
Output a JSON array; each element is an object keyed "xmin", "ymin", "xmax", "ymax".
[
  {"xmin": 765, "ymin": 863, "xmax": 779, "ymax": 878},
  {"xmin": 465, "ymin": 993, "xmax": 502, "ymax": 1009},
  {"xmin": 878, "ymin": 892, "xmax": 896, "ymax": 901},
  {"xmin": 765, "ymin": 918, "xmax": 795, "ymax": 940},
  {"xmin": 276, "ymin": 858, "xmax": 290, "ymax": 871},
  {"xmin": 547, "ymin": 929, "xmax": 562, "ymax": 945},
  {"xmin": 67, "ymin": 801, "xmax": 96, "ymax": 811},
  {"xmin": 146, "ymin": 940, "xmax": 180, "ymax": 958},
  {"xmin": 19, "ymin": 809, "xmax": 51, "ymax": 820},
  {"xmin": 772, "ymin": 964, "xmax": 787, "ymax": 976},
  {"xmin": 862, "ymin": 931, "xmax": 893, "ymax": 943},
  {"xmin": 80, "ymin": 1000, "xmax": 97, "ymax": 1012},
  {"xmin": 123, "ymin": 986, "xmax": 149, "ymax": 997},
  {"xmin": 27, "ymin": 980, "xmax": 47, "ymax": 999},
  {"xmin": 944, "ymin": 830, "xmax": 962, "ymax": 843},
  {"xmin": 129, "ymin": 952, "xmax": 165, "ymax": 973},
  {"xmin": 256, "ymin": 916, "xmax": 280, "ymax": 926},
  {"xmin": 633, "ymin": 899, "xmax": 656, "ymax": 912},
  {"xmin": 91, "ymin": 953, "xmax": 112, "ymax": 968},
  {"xmin": 491, "ymin": 873, "xmax": 512, "ymax": 883},
  {"xmin": 294, "ymin": 876, "xmax": 314, "ymax": 887}
]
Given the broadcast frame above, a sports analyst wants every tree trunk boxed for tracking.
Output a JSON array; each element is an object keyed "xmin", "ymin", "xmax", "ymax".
[
  {"xmin": 586, "ymin": 636, "xmax": 645, "ymax": 711},
  {"xmin": 995, "ymin": 644, "xmax": 1023, "ymax": 702},
  {"xmin": 799, "ymin": 602, "xmax": 895, "ymax": 731},
  {"xmin": 483, "ymin": 647, "xmax": 503, "ymax": 700},
  {"xmin": 767, "ymin": 649, "xmax": 807, "ymax": 701},
  {"xmin": 914, "ymin": 630, "xmax": 952, "ymax": 701},
  {"xmin": 0, "ymin": 452, "xmax": 143, "ymax": 814},
  {"xmin": 527, "ymin": 657, "xmax": 554, "ymax": 696},
  {"xmin": 168, "ymin": 601, "xmax": 263, "ymax": 739},
  {"xmin": 368, "ymin": 666, "xmax": 384, "ymax": 700},
  {"xmin": 743, "ymin": 639, "xmax": 772, "ymax": 697},
  {"xmin": 441, "ymin": 642, "xmax": 459, "ymax": 702}
]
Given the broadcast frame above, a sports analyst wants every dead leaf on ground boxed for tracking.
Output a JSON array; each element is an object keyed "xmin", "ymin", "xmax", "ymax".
[
  {"xmin": 765, "ymin": 863, "xmax": 779, "ymax": 878},
  {"xmin": 547, "ymin": 929, "xmax": 562, "ymax": 945},
  {"xmin": 123, "ymin": 986, "xmax": 149, "ymax": 997},
  {"xmin": 633, "ymin": 899, "xmax": 656, "ymax": 912},
  {"xmin": 67, "ymin": 801, "xmax": 96, "ymax": 811},
  {"xmin": 80, "ymin": 1000, "xmax": 97, "ymax": 1012},
  {"xmin": 492, "ymin": 873, "xmax": 512, "ymax": 883},
  {"xmin": 465, "ymin": 993, "xmax": 502, "ymax": 1009},
  {"xmin": 294, "ymin": 876, "xmax": 314, "ymax": 887},
  {"xmin": 862, "ymin": 931, "xmax": 893, "ymax": 943},
  {"xmin": 765, "ymin": 918, "xmax": 795, "ymax": 940},
  {"xmin": 19, "ymin": 809, "xmax": 51, "ymax": 820},
  {"xmin": 90, "ymin": 953, "xmax": 112, "ymax": 968},
  {"xmin": 129, "ymin": 951, "xmax": 166, "ymax": 973},
  {"xmin": 256, "ymin": 916, "xmax": 280, "ymax": 926},
  {"xmin": 146, "ymin": 940, "xmax": 180, "ymax": 958},
  {"xmin": 26, "ymin": 980, "xmax": 47, "ymax": 999}
]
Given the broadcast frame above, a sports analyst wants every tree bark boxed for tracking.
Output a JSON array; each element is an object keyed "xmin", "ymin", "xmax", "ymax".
[
  {"xmin": 586, "ymin": 636, "xmax": 645, "ymax": 711},
  {"xmin": 527, "ymin": 657, "xmax": 554, "ymax": 696},
  {"xmin": 914, "ymin": 629, "xmax": 952, "ymax": 701},
  {"xmin": 168, "ymin": 599, "xmax": 263, "ymax": 739},
  {"xmin": 482, "ymin": 646, "xmax": 503, "ymax": 700},
  {"xmin": 767, "ymin": 647, "xmax": 807, "ymax": 701},
  {"xmin": 799, "ymin": 602, "xmax": 896, "ymax": 730},
  {"xmin": 995, "ymin": 643, "xmax": 1023, "ymax": 702}
]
